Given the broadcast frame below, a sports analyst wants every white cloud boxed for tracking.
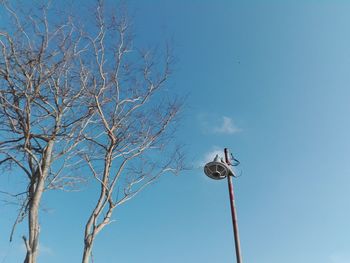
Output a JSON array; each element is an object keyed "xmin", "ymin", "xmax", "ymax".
[
  {"xmin": 213, "ymin": 116, "xmax": 241, "ymax": 134},
  {"xmin": 198, "ymin": 114, "xmax": 241, "ymax": 135},
  {"xmin": 39, "ymin": 244, "xmax": 53, "ymax": 255},
  {"xmin": 203, "ymin": 148, "xmax": 224, "ymax": 164},
  {"xmin": 196, "ymin": 146, "xmax": 225, "ymax": 168},
  {"xmin": 330, "ymin": 253, "xmax": 350, "ymax": 263}
]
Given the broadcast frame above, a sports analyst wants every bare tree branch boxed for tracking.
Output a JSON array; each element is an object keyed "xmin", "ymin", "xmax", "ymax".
[
  {"xmin": 0, "ymin": 2, "xmax": 94, "ymax": 262},
  {"xmin": 79, "ymin": 3, "xmax": 185, "ymax": 263},
  {"xmin": 1, "ymin": 2, "xmax": 185, "ymax": 263}
]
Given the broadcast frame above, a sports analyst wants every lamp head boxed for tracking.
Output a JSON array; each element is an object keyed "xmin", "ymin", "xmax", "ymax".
[{"xmin": 204, "ymin": 155, "xmax": 234, "ymax": 180}]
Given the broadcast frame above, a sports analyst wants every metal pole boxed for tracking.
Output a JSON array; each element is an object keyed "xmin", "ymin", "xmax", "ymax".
[{"xmin": 224, "ymin": 148, "xmax": 243, "ymax": 263}]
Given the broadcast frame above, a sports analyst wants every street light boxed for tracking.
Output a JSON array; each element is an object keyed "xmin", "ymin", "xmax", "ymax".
[{"xmin": 203, "ymin": 148, "xmax": 243, "ymax": 263}]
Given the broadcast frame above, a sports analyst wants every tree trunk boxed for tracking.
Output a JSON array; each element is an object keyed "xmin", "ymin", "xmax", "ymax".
[
  {"xmin": 24, "ymin": 178, "xmax": 44, "ymax": 263},
  {"xmin": 82, "ymin": 236, "xmax": 93, "ymax": 263},
  {"xmin": 23, "ymin": 142, "xmax": 54, "ymax": 263}
]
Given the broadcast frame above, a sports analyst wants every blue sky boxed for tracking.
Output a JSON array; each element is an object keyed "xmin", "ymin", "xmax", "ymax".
[{"xmin": 1, "ymin": 1, "xmax": 350, "ymax": 262}]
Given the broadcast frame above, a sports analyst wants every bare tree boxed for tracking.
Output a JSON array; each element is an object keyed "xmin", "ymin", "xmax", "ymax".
[
  {"xmin": 80, "ymin": 3, "xmax": 184, "ymax": 263},
  {"xmin": 0, "ymin": 1, "xmax": 184, "ymax": 262},
  {"xmin": 0, "ymin": 2, "xmax": 92, "ymax": 263}
]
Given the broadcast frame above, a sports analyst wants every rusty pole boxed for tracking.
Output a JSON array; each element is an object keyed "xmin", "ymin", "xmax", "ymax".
[{"xmin": 224, "ymin": 148, "xmax": 243, "ymax": 263}]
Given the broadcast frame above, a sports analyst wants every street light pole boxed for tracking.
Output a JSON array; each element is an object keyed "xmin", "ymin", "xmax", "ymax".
[
  {"xmin": 224, "ymin": 148, "xmax": 243, "ymax": 263},
  {"xmin": 203, "ymin": 147, "xmax": 243, "ymax": 263}
]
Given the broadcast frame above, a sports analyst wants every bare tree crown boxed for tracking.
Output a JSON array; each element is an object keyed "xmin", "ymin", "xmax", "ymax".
[
  {"xmin": 79, "ymin": 4, "xmax": 184, "ymax": 262},
  {"xmin": 0, "ymin": 1, "xmax": 184, "ymax": 262},
  {"xmin": 0, "ymin": 2, "xmax": 94, "ymax": 262}
]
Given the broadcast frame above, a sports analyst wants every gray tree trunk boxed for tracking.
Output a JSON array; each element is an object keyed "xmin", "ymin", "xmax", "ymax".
[
  {"xmin": 82, "ymin": 235, "xmax": 93, "ymax": 263},
  {"xmin": 23, "ymin": 142, "xmax": 54, "ymax": 263}
]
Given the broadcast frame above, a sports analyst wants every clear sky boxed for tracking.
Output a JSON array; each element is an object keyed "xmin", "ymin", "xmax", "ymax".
[{"xmin": 1, "ymin": 1, "xmax": 350, "ymax": 262}]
